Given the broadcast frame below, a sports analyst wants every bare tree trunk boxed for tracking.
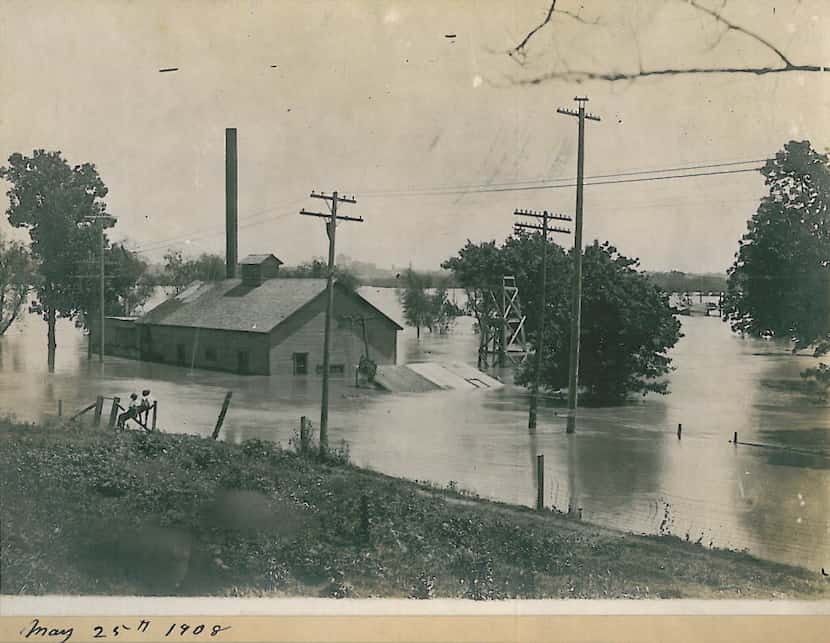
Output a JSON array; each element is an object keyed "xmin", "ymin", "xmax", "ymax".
[{"xmin": 47, "ymin": 305, "xmax": 56, "ymax": 373}]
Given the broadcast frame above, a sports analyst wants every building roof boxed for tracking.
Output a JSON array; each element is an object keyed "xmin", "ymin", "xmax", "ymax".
[
  {"xmin": 239, "ymin": 253, "xmax": 283, "ymax": 265},
  {"xmin": 136, "ymin": 278, "xmax": 402, "ymax": 333}
]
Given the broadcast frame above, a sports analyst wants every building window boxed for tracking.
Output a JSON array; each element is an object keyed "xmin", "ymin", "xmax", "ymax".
[
  {"xmin": 205, "ymin": 346, "xmax": 217, "ymax": 362},
  {"xmin": 293, "ymin": 352, "xmax": 308, "ymax": 375}
]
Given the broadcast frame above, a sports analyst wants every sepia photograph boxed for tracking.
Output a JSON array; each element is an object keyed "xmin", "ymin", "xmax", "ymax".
[{"xmin": 0, "ymin": 0, "xmax": 828, "ymax": 636}]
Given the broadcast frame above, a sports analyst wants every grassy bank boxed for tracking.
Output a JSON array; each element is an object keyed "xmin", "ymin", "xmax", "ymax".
[{"xmin": 1, "ymin": 420, "xmax": 826, "ymax": 599}]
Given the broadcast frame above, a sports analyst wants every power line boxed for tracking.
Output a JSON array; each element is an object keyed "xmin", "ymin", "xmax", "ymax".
[
  {"xmin": 130, "ymin": 202, "xmax": 303, "ymax": 255},
  {"xmin": 125, "ymin": 155, "xmax": 768, "ymax": 256},
  {"xmin": 132, "ymin": 207, "xmax": 297, "ymax": 254},
  {"xmin": 361, "ymin": 166, "xmax": 761, "ymax": 198},
  {"xmin": 359, "ymin": 159, "xmax": 767, "ymax": 197}
]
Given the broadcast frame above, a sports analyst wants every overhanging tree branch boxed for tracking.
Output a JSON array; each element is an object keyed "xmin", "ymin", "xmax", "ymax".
[
  {"xmin": 687, "ymin": 0, "xmax": 793, "ymax": 67},
  {"xmin": 513, "ymin": 0, "xmax": 558, "ymax": 55},
  {"xmin": 511, "ymin": 1, "xmax": 599, "ymax": 61},
  {"xmin": 518, "ymin": 63, "xmax": 830, "ymax": 85},
  {"xmin": 512, "ymin": 0, "xmax": 829, "ymax": 82}
]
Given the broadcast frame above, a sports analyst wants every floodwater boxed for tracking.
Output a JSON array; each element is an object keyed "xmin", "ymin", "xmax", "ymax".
[{"xmin": 1, "ymin": 287, "xmax": 828, "ymax": 573}]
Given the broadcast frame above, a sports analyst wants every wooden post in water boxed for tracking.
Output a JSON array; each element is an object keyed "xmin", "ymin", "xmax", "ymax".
[
  {"xmin": 107, "ymin": 397, "xmax": 120, "ymax": 429},
  {"xmin": 57, "ymin": 400, "xmax": 63, "ymax": 417},
  {"xmin": 212, "ymin": 392, "xmax": 233, "ymax": 440},
  {"xmin": 677, "ymin": 423, "xmax": 682, "ymax": 440},
  {"xmin": 300, "ymin": 416, "xmax": 310, "ymax": 454},
  {"xmin": 733, "ymin": 431, "xmax": 738, "ymax": 445},
  {"xmin": 151, "ymin": 401, "xmax": 158, "ymax": 431},
  {"xmin": 93, "ymin": 396, "xmax": 104, "ymax": 427},
  {"xmin": 536, "ymin": 454, "xmax": 545, "ymax": 511}
]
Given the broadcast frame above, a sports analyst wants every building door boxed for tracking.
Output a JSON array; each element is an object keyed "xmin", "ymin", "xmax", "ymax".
[
  {"xmin": 238, "ymin": 350, "xmax": 250, "ymax": 374},
  {"xmin": 292, "ymin": 352, "xmax": 308, "ymax": 375},
  {"xmin": 176, "ymin": 343, "xmax": 186, "ymax": 365}
]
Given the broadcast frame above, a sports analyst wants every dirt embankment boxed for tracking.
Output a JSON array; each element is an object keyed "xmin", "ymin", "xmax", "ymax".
[{"xmin": 1, "ymin": 420, "xmax": 827, "ymax": 599}]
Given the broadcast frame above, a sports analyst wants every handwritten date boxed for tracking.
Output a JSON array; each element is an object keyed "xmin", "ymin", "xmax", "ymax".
[{"xmin": 20, "ymin": 618, "xmax": 231, "ymax": 643}]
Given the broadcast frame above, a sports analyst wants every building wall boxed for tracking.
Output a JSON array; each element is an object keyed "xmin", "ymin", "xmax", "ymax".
[
  {"xmin": 97, "ymin": 284, "xmax": 398, "ymax": 377},
  {"xmin": 139, "ymin": 325, "xmax": 271, "ymax": 375},
  {"xmin": 268, "ymin": 287, "xmax": 398, "ymax": 377},
  {"xmin": 94, "ymin": 317, "xmax": 140, "ymax": 359}
]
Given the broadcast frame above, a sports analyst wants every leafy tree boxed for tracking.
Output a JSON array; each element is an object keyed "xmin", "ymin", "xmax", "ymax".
[
  {"xmin": 523, "ymin": 241, "xmax": 682, "ymax": 402},
  {"xmin": 282, "ymin": 259, "xmax": 359, "ymax": 291},
  {"xmin": 444, "ymin": 234, "xmax": 682, "ymax": 403},
  {"xmin": 0, "ymin": 234, "xmax": 34, "ymax": 335},
  {"xmin": 397, "ymin": 269, "xmax": 460, "ymax": 338},
  {"xmin": 162, "ymin": 251, "xmax": 225, "ymax": 293},
  {"xmin": 73, "ymin": 242, "xmax": 153, "ymax": 359},
  {"xmin": 1, "ymin": 150, "xmax": 107, "ymax": 371},
  {"xmin": 431, "ymin": 286, "xmax": 464, "ymax": 334},
  {"xmin": 162, "ymin": 250, "xmax": 187, "ymax": 293},
  {"xmin": 399, "ymin": 269, "xmax": 431, "ymax": 339},
  {"xmin": 722, "ymin": 140, "xmax": 830, "ymax": 395},
  {"xmin": 107, "ymin": 245, "xmax": 154, "ymax": 317},
  {"xmin": 442, "ymin": 240, "xmax": 511, "ymax": 362},
  {"xmin": 722, "ymin": 141, "xmax": 829, "ymax": 352}
]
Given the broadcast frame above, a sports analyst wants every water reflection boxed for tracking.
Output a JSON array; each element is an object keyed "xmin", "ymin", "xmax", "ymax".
[
  {"xmin": 555, "ymin": 405, "xmax": 667, "ymax": 525},
  {"xmin": 0, "ymin": 289, "xmax": 827, "ymax": 572}
]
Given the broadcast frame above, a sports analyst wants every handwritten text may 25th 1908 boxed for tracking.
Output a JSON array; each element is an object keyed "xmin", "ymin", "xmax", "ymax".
[{"xmin": 19, "ymin": 618, "xmax": 232, "ymax": 643}]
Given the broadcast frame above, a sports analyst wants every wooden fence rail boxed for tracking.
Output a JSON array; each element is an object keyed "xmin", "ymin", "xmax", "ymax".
[{"xmin": 212, "ymin": 392, "xmax": 233, "ymax": 440}]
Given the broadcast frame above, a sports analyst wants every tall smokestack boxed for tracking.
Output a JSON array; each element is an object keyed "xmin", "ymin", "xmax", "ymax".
[{"xmin": 225, "ymin": 127, "xmax": 238, "ymax": 279}]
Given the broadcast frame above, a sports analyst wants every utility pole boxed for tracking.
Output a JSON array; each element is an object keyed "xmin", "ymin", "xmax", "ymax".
[
  {"xmin": 300, "ymin": 191, "xmax": 362, "ymax": 454},
  {"xmin": 514, "ymin": 210, "xmax": 571, "ymax": 430},
  {"xmin": 556, "ymin": 97, "xmax": 601, "ymax": 434},
  {"xmin": 83, "ymin": 214, "xmax": 118, "ymax": 362}
]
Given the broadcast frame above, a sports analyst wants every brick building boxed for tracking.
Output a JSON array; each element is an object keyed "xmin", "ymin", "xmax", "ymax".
[{"xmin": 100, "ymin": 254, "xmax": 401, "ymax": 376}]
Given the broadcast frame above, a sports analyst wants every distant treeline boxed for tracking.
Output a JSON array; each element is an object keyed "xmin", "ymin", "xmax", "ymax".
[
  {"xmin": 358, "ymin": 271, "xmax": 458, "ymax": 289},
  {"xmin": 646, "ymin": 271, "xmax": 726, "ymax": 293},
  {"xmin": 144, "ymin": 253, "xmax": 719, "ymax": 294},
  {"xmin": 142, "ymin": 252, "xmax": 458, "ymax": 291}
]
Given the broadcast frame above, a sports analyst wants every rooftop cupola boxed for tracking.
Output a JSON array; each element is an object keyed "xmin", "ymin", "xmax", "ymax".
[{"xmin": 239, "ymin": 254, "xmax": 283, "ymax": 287}]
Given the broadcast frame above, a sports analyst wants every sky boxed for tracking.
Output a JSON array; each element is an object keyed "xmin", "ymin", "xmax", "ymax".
[{"xmin": 1, "ymin": 0, "xmax": 829, "ymax": 273}]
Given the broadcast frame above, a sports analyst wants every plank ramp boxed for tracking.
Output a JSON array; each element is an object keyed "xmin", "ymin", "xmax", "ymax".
[
  {"xmin": 373, "ymin": 365, "xmax": 441, "ymax": 393},
  {"xmin": 374, "ymin": 362, "xmax": 503, "ymax": 393}
]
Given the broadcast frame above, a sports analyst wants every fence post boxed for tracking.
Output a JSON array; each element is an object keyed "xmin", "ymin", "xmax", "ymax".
[
  {"xmin": 212, "ymin": 392, "xmax": 233, "ymax": 440},
  {"xmin": 151, "ymin": 401, "xmax": 158, "ymax": 431},
  {"xmin": 300, "ymin": 416, "xmax": 310, "ymax": 454},
  {"xmin": 536, "ymin": 454, "xmax": 544, "ymax": 511},
  {"xmin": 57, "ymin": 400, "xmax": 63, "ymax": 417},
  {"xmin": 733, "ymin": 431, "xmax": 738, "ymax": 445},
  {"xmin": 107, "ymin": 397, "xmax": 120, "ymax": 429},
  {"xmin": 677, "ymin": 423, "xmax": 682, "ymax": 440},
  {"xmin": 93, "ymin": 396, "xmax": 104, "ymax": 427}
]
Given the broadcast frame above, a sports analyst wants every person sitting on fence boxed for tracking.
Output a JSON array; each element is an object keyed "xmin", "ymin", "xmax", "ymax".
[
  {"xmin": 140, "ymin": 389, "xmax": 154, "ymax": 424},
  {"xmin": 117, "ymin": 393, "xmax": 140, "ymax": 429}
]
